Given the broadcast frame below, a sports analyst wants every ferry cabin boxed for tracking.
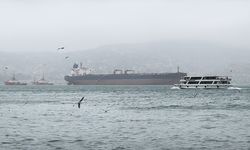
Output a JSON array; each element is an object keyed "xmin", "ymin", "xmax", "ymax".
[{"xmin": 177, "ymin": 76, "xmax": 231, "ymax": 89}]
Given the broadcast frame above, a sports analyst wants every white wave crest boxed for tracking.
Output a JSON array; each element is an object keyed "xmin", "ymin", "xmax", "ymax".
[
  {"xmin": 228, "ymin": 87, "xmax": 242, "ymax": 90},
  {"xmin": 171, "ymin": 86, "xmax": 180, "ymax": 90}
]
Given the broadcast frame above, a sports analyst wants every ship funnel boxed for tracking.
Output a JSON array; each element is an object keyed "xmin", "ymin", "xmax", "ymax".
[
  {"xmin": 113, "ymin": 69, "xmax": 123, "ymax": 74},
  {"xmin": 73, "ymin": 63, "xmax": 78, "ymax": 69},
  {"xmin": 124, "ymin": 70, "xmax": 135, "ymax": 74}
]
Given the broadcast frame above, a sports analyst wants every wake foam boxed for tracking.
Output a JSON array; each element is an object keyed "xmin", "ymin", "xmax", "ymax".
[
  {"xmin": 228, "ymin": 87, "xmax": 242, "ymax": 90},
  {"xmin": 171, "ymin": 86, "xmax": 180, "ymax": 90}
]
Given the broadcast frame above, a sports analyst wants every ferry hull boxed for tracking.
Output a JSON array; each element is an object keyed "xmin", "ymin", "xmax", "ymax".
[{"xmin": 176, "ymin": 84, "xmax": 232, "ymax": 89}]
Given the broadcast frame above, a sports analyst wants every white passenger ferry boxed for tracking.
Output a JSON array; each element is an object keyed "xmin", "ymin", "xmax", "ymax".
[{"xmin": 175, "ymin": 76, "xmax": 232, "ymax": 89}]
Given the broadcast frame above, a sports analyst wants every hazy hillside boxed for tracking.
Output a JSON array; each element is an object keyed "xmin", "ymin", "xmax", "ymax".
[{"xmin": 0, "ymin": 41, "xmax": 250, "ymax": 84}]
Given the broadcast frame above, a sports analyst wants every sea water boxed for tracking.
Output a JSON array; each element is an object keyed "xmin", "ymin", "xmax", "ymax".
[{"xmin": 0, "ymin": 85, "xmax": 250, "ymax": 150}]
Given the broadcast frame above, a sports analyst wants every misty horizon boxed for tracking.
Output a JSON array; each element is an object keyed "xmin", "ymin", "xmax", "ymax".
[
  {"xmin": 0, "ymin": 0, "xmax": 250, "ymax": 84},
  {"xmin": 0, "ymin": 41, "xmax": 250, "ymax": 84},
  {"xmin": 0, "ymin": 0, "xmax": 249, "ymax": 52}
]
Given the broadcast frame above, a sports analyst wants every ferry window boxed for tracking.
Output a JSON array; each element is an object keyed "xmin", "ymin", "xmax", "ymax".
[
  {"xmin": 221, "ymin": 81, "xmax": 229, "ymax": 84},
  {"xmin": 204, "ymin": 76, "xmax": 216, "ymax": 80},
  {"xmin": 214, "ymin": 81, "xmax": 218, "ymax": 84},
  {"xmin": 188, "ymin": 81, "xmax": 199, "ymax": 84},
  {"xmin": 200, "ymin": 81, "xmax": 213, "ymax": 84},
  {"xmin": 190, "ymin": 77, "xmax": 202, "ymax": 80}
]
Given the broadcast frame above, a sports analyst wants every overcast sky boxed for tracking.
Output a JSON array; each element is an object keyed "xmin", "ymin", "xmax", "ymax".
[{"xmin": 0, "ymin": 0, "xmax": 249, "ymax": 52}]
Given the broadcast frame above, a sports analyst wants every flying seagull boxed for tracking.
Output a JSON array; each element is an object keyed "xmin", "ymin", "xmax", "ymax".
[
  {"xmin": 78, "ymin": 97, "xmax": 85, "ymax": 108},
  {"xmin": 57, "ymin": 47, "xmax": 65, "ymax": 51}
]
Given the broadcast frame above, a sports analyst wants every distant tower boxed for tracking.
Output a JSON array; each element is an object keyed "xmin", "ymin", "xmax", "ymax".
[{"xmin": 177, "ymin": 66, "xmax": 180, "ymax": 73}]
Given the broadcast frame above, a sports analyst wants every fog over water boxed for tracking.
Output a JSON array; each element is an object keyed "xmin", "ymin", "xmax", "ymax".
[{"xmin": 0, "ymin": 0, "xmax": 250, "ymax": 83}]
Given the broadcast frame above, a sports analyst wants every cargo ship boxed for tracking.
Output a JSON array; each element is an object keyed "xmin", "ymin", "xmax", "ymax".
[{"xmin": 64, "ymin": 63, "xmax": 187, "ymax": 85}]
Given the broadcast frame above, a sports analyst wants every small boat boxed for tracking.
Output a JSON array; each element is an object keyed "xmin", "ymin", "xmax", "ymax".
[
  {"xmin": 32, "ymin": 73, "xmax": 53, "ymax": 85},
  {"xmin": 4, "ymin": 74, "xmax": 27, "ymax": 85},
  {"xmin": 174, "ymin": 76, "xmax": 232, "ymax": 89}
]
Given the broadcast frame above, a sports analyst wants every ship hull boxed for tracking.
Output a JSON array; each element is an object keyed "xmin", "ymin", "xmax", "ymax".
[
  {"xmin": 32, "ymin": 83, "xmax": 54, "ymax": 85},
  {"xmin": 65, "ymin": 73, "xmax": 186, "ymax": 85},
  {"xmin": 4, "ymin": 82, "xmax": 27, "ymax": 85}
]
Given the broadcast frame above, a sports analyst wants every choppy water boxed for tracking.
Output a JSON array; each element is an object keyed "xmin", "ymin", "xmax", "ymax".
[{"xmin": 0, "ymin": 85, "xmax": 250, "ymax": 150}]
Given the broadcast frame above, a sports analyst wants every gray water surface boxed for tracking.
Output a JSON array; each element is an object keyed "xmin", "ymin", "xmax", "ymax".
[{"xmin": 0, "ymin": 85, "xmax": 250, "ymax": 150}]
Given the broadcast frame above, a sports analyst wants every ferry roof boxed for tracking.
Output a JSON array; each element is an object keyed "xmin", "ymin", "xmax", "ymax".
[{"xmin": 184, "ymin": 76, "xmax": 230, "ymax": 78}]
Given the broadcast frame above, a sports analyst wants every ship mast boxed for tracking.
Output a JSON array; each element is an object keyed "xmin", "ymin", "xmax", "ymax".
[
  {"xmin": 12, "ymin": 73, "xmax": 16, "ymax": 80},
  {"xmin": 42, "ymin": 72, "xmax": 45, "ymax": 80}
]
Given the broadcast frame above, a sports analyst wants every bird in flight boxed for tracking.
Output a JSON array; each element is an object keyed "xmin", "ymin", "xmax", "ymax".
[
  {"xmin": 78, "ymin": 97, "xmax": 85, "ymax": 108},
  {"xmin": 57, "ymin": 47, "xmax": 65, "ymax": 51}
]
